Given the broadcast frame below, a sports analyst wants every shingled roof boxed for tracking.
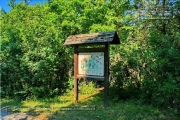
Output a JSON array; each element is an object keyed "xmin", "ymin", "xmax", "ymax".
[{"xmin": 64, "ymin": 31, "xmax": 120, "ymax": 45}]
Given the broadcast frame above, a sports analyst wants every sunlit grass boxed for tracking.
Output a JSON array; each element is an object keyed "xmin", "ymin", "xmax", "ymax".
[
  {"xmin": 0, "ymin": 84, "xmax": 101, "ymax": 119},
  {"xmin": 22, "ymin": 100, "xmax": 42, "ymax": 108},
  {"xmin": 1, "ymin": 85, "xmax": 179, "ymax": 120}
]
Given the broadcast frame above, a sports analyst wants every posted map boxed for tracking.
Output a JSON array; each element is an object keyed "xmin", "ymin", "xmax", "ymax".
[{"xmin": 78, "ymin": 52, "xmax": 104, "ymax": 76}]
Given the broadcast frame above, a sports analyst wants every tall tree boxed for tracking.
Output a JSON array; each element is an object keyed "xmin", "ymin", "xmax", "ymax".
[
  {"xmin": 8, "ymin": 0, "xmax": 15, "ymax": 8},
  {"xmin": 22, "ymin": 0, "xmax": 32, "ymax": 5}
]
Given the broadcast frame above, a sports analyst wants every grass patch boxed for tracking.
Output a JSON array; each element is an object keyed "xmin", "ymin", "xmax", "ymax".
[{"xmin": 1, "ymin": 85, "xmax": 179, "ymax": 120}]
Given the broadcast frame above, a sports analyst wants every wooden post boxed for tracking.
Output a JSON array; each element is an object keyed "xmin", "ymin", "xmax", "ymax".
[
  {"xmin": 104, "ymin": 43, "xmax": 109, "ymax": 106},
  {"xmin": 74, "ymin": 45, "xmax": 78, "ymax": 103}
]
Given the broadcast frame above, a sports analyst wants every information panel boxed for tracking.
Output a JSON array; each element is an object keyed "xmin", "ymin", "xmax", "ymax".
[{"xmin": 78, "ymin": 52, "xmax": 104, "ymax": 76}]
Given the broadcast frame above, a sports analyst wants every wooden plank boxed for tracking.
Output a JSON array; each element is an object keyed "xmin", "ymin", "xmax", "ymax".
[
  {"xmin": 104, "ymin": 43, "xmax": 109, "ymax": 107},
  {"xmin": 74, "ymin": 45, "xmax": 78, "ymax": 103},
  {"xmin": 77, "ymin": 48, "xmax": 105, "ymax": 52},
  {"xmin": 77, "ymin": 75, "xmax": 105, "ymax": 81}
]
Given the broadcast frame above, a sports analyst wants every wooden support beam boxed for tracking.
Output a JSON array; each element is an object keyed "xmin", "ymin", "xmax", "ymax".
[
  {"xmin": 74, "ymin": 45, "xmax": 78, "ymax": 103},
  {"xmin": 104, "ymin": 43, "xmax": 109, "ymax": 107},
  {"xmin": 77, "ymin": 75, "xmax": 105, "ymax": 81},
  {"xmin": 77, "ymin": 48, "xmax": 105, "ymax": 52}
]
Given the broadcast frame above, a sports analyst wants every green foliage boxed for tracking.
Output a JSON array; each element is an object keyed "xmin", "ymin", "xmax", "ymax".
[
  {"xmin": 79, "ymin": 80, "xmax": 97, "ymax": 95},
  {"xmin": 65, "ymin": 77, "xmax": 74, "ymax": 93},
  {"xmin": 1, "ymin": 2, "xmax": 72, "ymax": 99},
  {"xmin": 109, "ymin": 0, "xmax": 180, "ymax": 112}
]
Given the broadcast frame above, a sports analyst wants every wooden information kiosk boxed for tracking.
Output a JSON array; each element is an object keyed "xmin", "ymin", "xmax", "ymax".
[{"xmin": 64, "ymin": 31, "xmax": 120, "ymax": 106}]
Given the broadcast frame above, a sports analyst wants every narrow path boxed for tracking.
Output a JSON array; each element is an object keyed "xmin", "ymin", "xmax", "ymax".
[{"xmin": 0, "ymin": 108, "xmax": 35, "ymax": 120}]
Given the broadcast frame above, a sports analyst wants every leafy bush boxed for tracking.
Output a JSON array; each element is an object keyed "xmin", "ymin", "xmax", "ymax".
[{"xmin": 79, "ymin": 80, "xmax": 97, "ymax": 95}]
